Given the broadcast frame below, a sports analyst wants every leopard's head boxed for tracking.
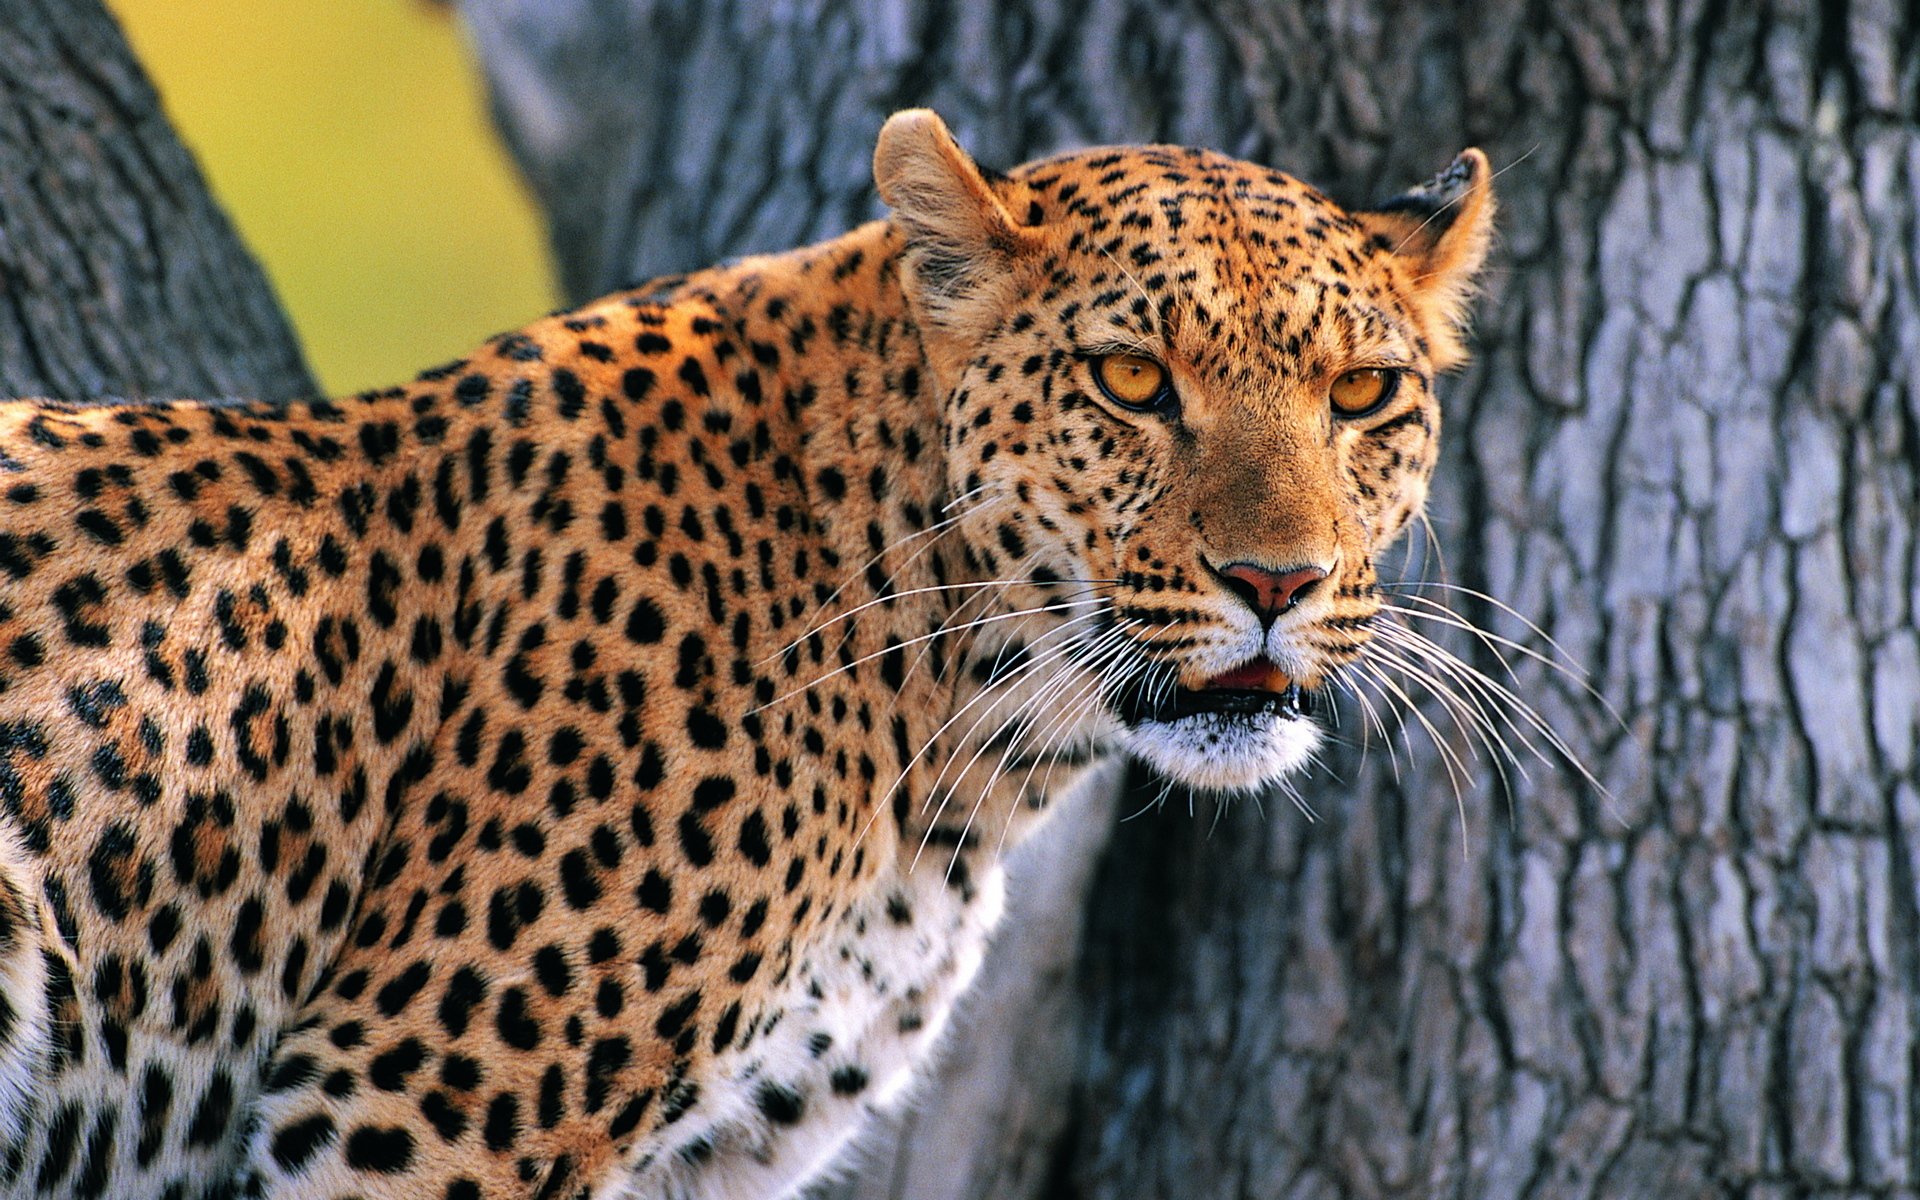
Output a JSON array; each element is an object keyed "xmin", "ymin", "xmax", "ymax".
[{"xmin": 876, "ymin": 111, "xmax": 1495, "ymax": 793}]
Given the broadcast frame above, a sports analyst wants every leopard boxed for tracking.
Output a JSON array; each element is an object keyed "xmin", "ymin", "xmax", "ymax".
[{"xmin": 0, "ymin": 109, "xmax": 1493, "ymax": 1199}]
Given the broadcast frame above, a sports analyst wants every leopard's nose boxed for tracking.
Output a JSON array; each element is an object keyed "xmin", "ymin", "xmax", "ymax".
[{"xmin": 1212, "ymin": 560, "xmax": 1328, "ymax": 623}]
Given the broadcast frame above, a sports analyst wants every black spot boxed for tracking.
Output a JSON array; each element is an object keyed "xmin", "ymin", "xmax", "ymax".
[
  {"xmin": 585, "ymin": 1036, "xmax": 631, "ymax": 1113},
  {"xmin": 228, "ymin": 896, "xmax": 265, "ymax": 973},
  {"xmin": 654, "ymin": 991, "xmax": 700, "ymax": 1040},
  {"xmin": 466, "ymin": 428, "xmax": 492, "ymax": 503},
  {"xmin": 755, "ymin": 1081, "xmax": 805, "ymax": 1125},
  {"xmin": 625, "ymin": 597, "xmax": 666, "ymax": 644},
  {"xmin": 635, "ymin": 869, "xmax": 672, "ymax": 914},
  {"xmin": 538, "ymin": 1063, "xmax": 565, "ymax": 1128},
  {"xmin": 496, "ymin": 986, "xmax": 541, "ymax": 1050},
  {"xmin": 370, "ymin": 1038, "xmax": 428, "ymax": 1091},
  {"xmin": 376, "ymin": 961, "xmax": 432, "ymax": 1017},
  {"xmin": 421, "ymin": 1092, "xmax": 469, "ymax": 1144},
  {"xmin": 439, "ymin": 966, "xmax": 488, "ymax": 1037},
  {"xmin": 533, "ymin": 943, "xmax": 572, "ymax": 995},
  {"xmin": 73, "ymin": 1108, "xmax": 118, "ymax": 1197},
  {"xmin": 186, "ymin": 1070, "xmax": 235, "ymax": 1146},
  {"xmin": 737, "ymin": 811, "xmax": 772, "ymax": 868},
  {"xmin": 366, "ymin": 551, "xmax": 403, "ymax": 628},
  {"xmin": 685, "ymin": 707, "xmax": 726, "ymax": 749},
  {"xmin": 484, "ymin": 1092, "xmax": 520, "ymax": 1151},
  {"xmin": 677, "ymin": 357, "xmax": 710, "ymax": 396},
  {"xmin": 692, "ymin": 777, "xmax": 735, "ymax": 811},
  {"xmin": 829, "ymin": 1065, "xmax": 869, "ymax": 1095},
  {"xmin": 75, "ymin": 509, "xmax": 124, "ymax": 546},
  {"xmin": 456, "ymin": 374, "xmax": 491, "ymax": 406},
  {"xmin": 370, "ymin": 661, "xmax": 414, "ymax": 745},
  {"xmin": 559, "ymin": 849, "xmax": 601, "ymax": 910},
  {"xmin": 552, "ymin": 368, "xmax": 587, "ymax": 419},
  {"xmin": 488, "ymin": 730, "xmax": 532, "ymax": 795},
  {"xmin": 344, "ymin": 1124, "xmax": 416, "ymax": 1173},
  {"xmin": 487, "ymin": 881, "xmax": 544, "ymax": 952},
  {"xmin": 441, "ymin": 1052, "xmax": 482, "ymax": 1091},
  {"xmin": 712, "ymin": 1001, "xmax": 741, "ymax": 1052},
  {"xmin": 270, "ymin": 1113, "xmax": 337, "ymax": 1172},
  {"xmin": 697, "ymin": 890, "xmax": 731, "ymax": 927},
  {"xmin": 677, "ymin": 813, "xmax": 713, "ymax": 867}
]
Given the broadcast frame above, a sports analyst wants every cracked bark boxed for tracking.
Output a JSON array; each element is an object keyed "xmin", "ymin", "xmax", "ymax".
[
  {"xmin": 0, "ymin": 0, "xmax": 314, "ymax": 403},
  {"xmin": 455, "ymin": 0, "xmax": 1920, "ymax": 1196}
]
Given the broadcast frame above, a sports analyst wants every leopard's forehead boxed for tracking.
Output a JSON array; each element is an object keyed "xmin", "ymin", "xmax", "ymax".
[
  {"xmin": 1012, "ymin": 145, "xmax": 1374, "ymax": 264},
  {"xmin": 1009, "ymin": 146, "xmax": 1422, "ymax": 384}
]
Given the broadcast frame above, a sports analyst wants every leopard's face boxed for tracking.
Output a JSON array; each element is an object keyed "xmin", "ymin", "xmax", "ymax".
[{"xmin": 878, "ymin": 115, "xmax": 1495, "ymax": 793}]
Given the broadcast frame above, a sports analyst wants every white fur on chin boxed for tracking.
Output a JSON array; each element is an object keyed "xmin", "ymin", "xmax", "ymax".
[{"xmin": 1124, "ymin": 711, "xmax": 1322, "ymax": 793}]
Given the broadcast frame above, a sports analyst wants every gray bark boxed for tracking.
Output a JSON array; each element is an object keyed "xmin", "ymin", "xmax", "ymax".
[
  {"xmin": 0, "ymin": 0, "xmax": 315, "ymax": 402},
  {"xmin": 457, "ymin": 0, "xmax": 1920, "ymax": 1196}
]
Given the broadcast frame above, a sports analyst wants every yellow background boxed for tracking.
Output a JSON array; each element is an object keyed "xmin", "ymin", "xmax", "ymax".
[{"xmin": 106, "ymin": 0, "xmax": 558, "ymax": 396}]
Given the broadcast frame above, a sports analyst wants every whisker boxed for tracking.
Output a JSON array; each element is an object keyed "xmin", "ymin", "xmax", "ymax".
[
  {"xmin": 774, "ymin": 485, "xmax": 997, "ymax": 660},
  {"xmin": 935, "ymin": 624, "xmax": 1141, "ymax": 877},
  {"xmin": 984, "ymin": 618, "xmax": 1161, "ymax": 857},
  {"xmin": 752, "ymin": 597, "xmax": 1109, "ymax": 713},
  {"xmin": 771, "ymin": 572, "xmax": 1118, "ymax": 665},
  {"xmin": 1381, "ymin": 580, "xmax": 1587, "ymax": 680},
  {"xmin": 920, "ymin": 618, "xmax": 1132, "ymax": 814},
  {"xmin": 1353, "ymin": 659, "xmax": 1474, "ymax": 856},
  {"xmin": 1369, "ymin": 620, "xmax": 1608, "ymax": 795},
  {"xmin": 855, "ymin": 614, "xmax": 1107, "ymax": 854},
  {"xmin": 1121, "ymin": 773, "xmax": 1178, "ymax": 823},
  {"xmin": 897, "ymin": 548, "xmax": 1048, "ymax": 685},
  {"xmin": 1376, "ymin": 595, "xmax": 1627, "ymax": 732},
  {"xmin": 1365, "ymin": 632, "xmax": 1523, "ymax": 773},
  {"xmin": 913, "ymin": 623, "xmax": 1133, "ymax": 874},
  {"xmin": 1327, "ymin": 665, "xmax": 1399, "ymax": 784},
  {"xmin": 1362, "ymin": 636, "xmax": 1522, "ymax": 805}
]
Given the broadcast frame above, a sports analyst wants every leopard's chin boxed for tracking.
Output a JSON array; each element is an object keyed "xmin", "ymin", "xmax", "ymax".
[
  {"xmin": 1110, "ymin": 661, "xmax": 1326, "ymax": 793},
  {"xmin": 1123, "ymin": 708, "xmax": 1322, "ymax": 793}
]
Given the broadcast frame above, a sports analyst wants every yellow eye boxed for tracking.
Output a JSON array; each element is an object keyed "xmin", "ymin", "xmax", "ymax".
[
  {"xmin": 1329, "ymin": 367, "xmax": 1399, "ymax": 417},
  {"xmin": 1093, "ymin": 354, "xmax": 1170, "ymax": 409}
]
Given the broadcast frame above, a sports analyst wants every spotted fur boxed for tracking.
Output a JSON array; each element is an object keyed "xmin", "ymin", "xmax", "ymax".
[{"xmin": 0, "ymin": 110, "xmax": 1491, "ymax": 1198}]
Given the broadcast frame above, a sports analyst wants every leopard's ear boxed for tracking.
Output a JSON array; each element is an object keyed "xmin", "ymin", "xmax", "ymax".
[
  {"xmin": 1355, "ymin": 149, "xmax": 1496, "ymax": 370},
  {"xmin": 874, "ymin": 110, "xmax": 1035, "ymax": 333}
]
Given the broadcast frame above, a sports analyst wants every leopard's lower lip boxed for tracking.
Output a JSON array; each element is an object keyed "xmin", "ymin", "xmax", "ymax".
[{"xmin": 1113, "ymin": 681, "xmax": 1321, "ymax": 725}]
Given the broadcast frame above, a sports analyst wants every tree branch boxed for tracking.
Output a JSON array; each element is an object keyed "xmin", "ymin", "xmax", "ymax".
[{"xmin": 0, "ymin": 0, "xmax": 314, "ymax": 402}]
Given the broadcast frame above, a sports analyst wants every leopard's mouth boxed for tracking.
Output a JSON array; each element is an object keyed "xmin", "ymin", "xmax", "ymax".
[
  {"xmin": 1110, "ymin": 656, "xmax": 1326, "ymax": 791},
  {"xmin": 1115, "ymin": 658, "xmax": 1323, "ymax": 726}
]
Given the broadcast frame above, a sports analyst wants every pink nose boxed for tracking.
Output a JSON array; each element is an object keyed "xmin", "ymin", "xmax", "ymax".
[{"xmin": 1216, "ymin": 562, "xmax": 1327, "ymax": 622}]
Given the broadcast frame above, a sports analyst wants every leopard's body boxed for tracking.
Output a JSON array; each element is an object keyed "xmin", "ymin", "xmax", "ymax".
[{"xmin": 0, "ymin": 112, "xmax": 1491, "ymax": 1199}]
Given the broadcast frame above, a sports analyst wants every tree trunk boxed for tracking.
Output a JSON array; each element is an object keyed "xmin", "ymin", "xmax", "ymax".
[
  {"xmin": 460, "ymin": 3, "xmax": 1920, "ymax": 1196},
  {"xmin": 0, "ymin": 0, "xmax": 315, "ymax": 403}
]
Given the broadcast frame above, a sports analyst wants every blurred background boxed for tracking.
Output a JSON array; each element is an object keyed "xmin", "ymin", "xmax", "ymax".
[{"xmin": 106, "ymin": 0, "xmax": 554, "ymax": 394}]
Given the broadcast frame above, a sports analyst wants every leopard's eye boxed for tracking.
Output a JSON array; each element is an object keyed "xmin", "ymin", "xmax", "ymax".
[
  {"xmin": 1329, "ymin": 367, "xmax": 1400, "ymax": 417},
  {"xmin": 1093, "ymin": 354, "xmax": 1171, "ymax": 410}
]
